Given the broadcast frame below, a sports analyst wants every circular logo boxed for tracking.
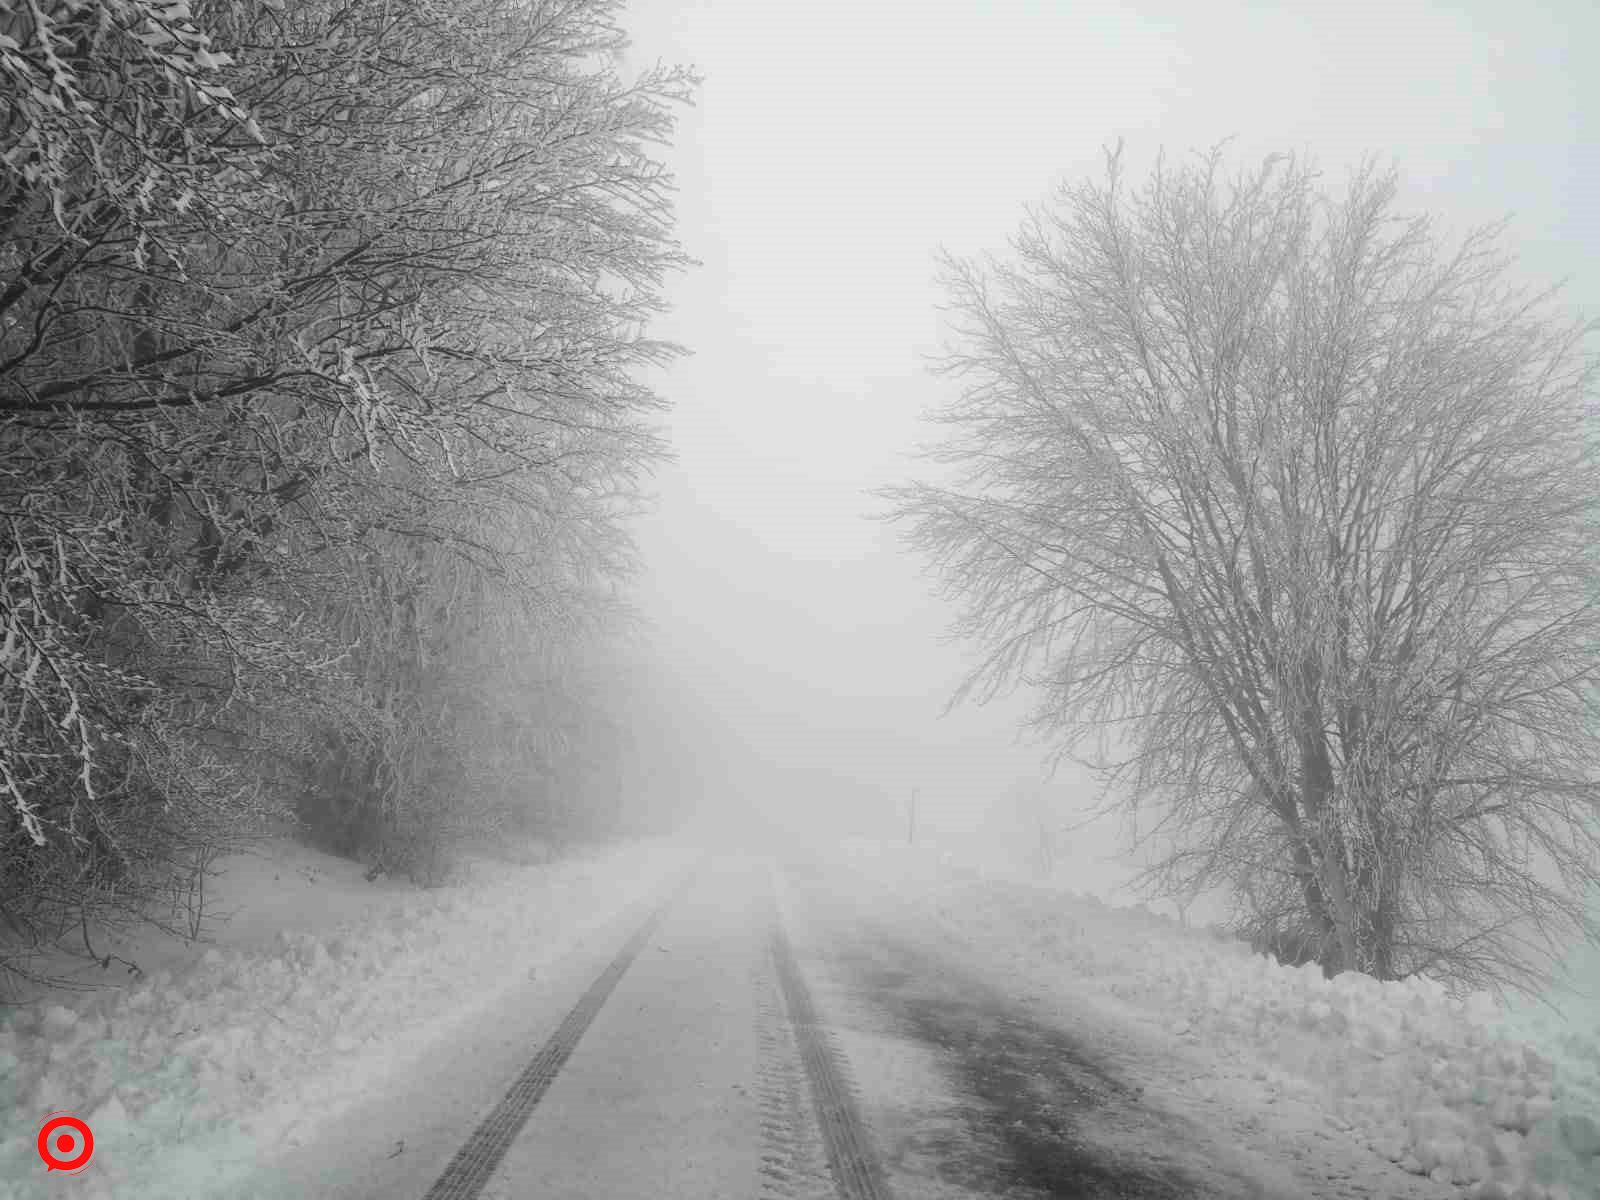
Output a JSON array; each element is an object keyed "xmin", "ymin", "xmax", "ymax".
[{"xmin": 37, "ymin": 1112, "xmax": 94, "ymax": 1173}]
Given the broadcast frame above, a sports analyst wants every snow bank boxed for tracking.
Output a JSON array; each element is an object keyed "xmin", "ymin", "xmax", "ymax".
[
  {"xmin": 0, "ymin": 837, "xmax": 692, "ymax": 1199},
  {"xmin": 837, "ymin": 842, "xmax": 1600, "ymax": 1200}
]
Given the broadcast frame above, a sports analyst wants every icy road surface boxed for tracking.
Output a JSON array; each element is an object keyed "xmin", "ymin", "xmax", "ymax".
[{"xmin": 777, "ymin": 857, "xmax": 1297, "ymax": 1199}]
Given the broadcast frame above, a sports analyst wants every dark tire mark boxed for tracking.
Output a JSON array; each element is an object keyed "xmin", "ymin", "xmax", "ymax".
[
  {"xmin": 771, "ymin": 902, "xmax": 896, "ymax": 1200},
  {"xmin": 420, "ymin": 867, "xmax": 698, "ymax": 1200},
  {"xmin": 755, "ymin": 949, "xmax": 835, "ymax": 1200}
]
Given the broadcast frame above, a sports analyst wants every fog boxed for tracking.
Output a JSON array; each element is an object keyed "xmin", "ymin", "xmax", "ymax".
[{"xmin": 617, "ymin": 0, "xmax": 1597, "ymax": 897}]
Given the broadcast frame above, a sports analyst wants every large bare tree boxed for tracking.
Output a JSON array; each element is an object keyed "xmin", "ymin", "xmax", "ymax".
[{"xmin": 888, "ymin": 146, "xmax": 1599, "ymax": 990}]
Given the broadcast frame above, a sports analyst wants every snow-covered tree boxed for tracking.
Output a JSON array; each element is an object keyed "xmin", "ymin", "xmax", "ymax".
[
  {"xmin": 2, "ymin": 0, "xmax": 691, "ymax": 980},
  {"xmin": 888, "ymin": 146, "xmax": 1599, "ymax": 990}
]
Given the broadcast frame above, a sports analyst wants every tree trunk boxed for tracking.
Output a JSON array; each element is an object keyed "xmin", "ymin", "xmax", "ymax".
[{"xmin": 1296, "ymin": 672, "xmax": 1360, "ymax": 974}]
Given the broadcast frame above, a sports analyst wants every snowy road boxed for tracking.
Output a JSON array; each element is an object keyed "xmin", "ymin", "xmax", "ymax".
[
  {"xmin": 255, "ymin": 851, "xmax": 1293, "ymax": 1199},
  {"xmin": 445, "ymin": 853, "xmax": 810, "ymax": 1200}
]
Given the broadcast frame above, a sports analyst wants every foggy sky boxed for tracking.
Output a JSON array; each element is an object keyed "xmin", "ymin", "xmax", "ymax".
[{"xmin": 618, "ymin": 0, "xmax": 1597, "ymax": 891}]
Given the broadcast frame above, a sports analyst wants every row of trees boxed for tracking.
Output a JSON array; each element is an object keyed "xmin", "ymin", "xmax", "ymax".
[
  {"xmin": 892, "ymin": 147, "xmax": 1599, "ymax": 991},
  {"xmin": 2, "ymin": 0, "xmax": 691, "ymax": 988}
]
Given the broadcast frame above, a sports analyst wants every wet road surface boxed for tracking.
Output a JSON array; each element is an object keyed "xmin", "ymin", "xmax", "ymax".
[{"xmin": 778, "ymin": 860, "xmax": 1285, "ymax": 1200}]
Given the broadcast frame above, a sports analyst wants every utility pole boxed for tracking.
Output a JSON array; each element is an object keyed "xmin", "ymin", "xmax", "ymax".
[{"xmin": 907, "ymin": 787, "xmax": 919, "ymax": 846}]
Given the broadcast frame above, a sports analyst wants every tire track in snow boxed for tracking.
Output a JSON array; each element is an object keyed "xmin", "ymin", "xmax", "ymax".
[
  {"xmin": 419, "ymin": 865, "xmax": 698, "ymax": 1200},
  {"xmin": 755, "ymin": 926, "xmax": 836, "ymax": 1200},
  {"xmin": 770, "ymin": 874, "xmax": 896, "ymax": 1200}
]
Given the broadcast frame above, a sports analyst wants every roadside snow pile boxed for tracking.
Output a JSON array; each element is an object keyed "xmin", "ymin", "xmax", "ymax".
[
  {"xmin": 1497, "ymin": 939, "xmax": 1600, "ymax": 1173},
  {"xmin": 0, "ymin": 838, "xmax": 691, "ymax": 1200},
  {"xmin": 919, "ymin": 868, "xmax": 1600, "ymax": 1200}
]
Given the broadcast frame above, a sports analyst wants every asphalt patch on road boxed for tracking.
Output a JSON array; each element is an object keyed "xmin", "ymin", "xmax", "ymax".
[{"xmin": 836, "ymin": 936, "xmax": 1246, "ymax": 1199}]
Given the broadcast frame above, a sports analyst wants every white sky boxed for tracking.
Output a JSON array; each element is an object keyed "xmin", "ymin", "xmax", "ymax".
[{"xmin": 619, "ymin": 0, "xmax": 1597, "ymax": 887}]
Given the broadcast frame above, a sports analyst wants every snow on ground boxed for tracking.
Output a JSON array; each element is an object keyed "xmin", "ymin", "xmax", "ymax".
[
  {"xmin": 0, "ymin": 834, "xmax": 694, "ymax": 1199},
  {"xmin": 3, "ymin": 830, "xmax": 1591, "ymax": 1199},
  {"xmin": 834, "ymin": 840, "xmax": 1600, "ymax": 1200}
]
